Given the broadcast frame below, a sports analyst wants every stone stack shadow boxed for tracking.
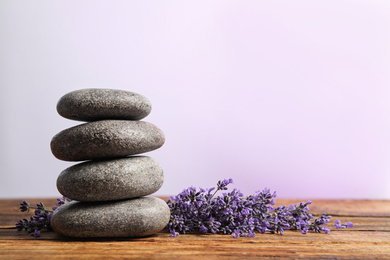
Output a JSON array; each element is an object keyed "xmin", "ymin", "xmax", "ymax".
[{"xmin": 50, "ymin": 88, "xmax": 170, "ymax": 238}]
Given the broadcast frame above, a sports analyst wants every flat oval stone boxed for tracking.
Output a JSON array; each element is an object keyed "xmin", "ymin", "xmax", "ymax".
[
  {"xmin": 50, "ymin": 120, "xmax": 165, "ymax": 161},
  {"xmin": 51, "ymin": 197, "xmax": 170, "ymax": 238},
  {"xmin": 57, "ymin": 156, "xmax": 164, "ymax": 201},
  {"xmin": 57, "ymin": 88, "xmax": 152, "ymax": 121}
]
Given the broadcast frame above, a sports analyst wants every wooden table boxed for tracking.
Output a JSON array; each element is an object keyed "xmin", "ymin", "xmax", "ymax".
[{"xmin": 1, "ymin": 198, "xmax": 390, "ymax": 259}]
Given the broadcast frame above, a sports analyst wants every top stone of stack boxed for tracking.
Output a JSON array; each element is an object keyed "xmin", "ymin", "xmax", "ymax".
[{"xmin": 57, "ymin": 88, "xmax": 152, "ymax": 121}]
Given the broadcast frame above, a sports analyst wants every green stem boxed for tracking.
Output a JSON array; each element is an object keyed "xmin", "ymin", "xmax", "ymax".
[
  {"xmin": 28, "ymin": 206, "xmax": 53, "ymax": 213},
  {"xmin": 207, "ymin": 188, "xmax": 220, "ymax": 203}
]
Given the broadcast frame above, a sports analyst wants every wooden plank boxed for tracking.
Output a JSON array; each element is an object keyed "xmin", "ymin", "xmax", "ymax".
[
  {"xmin": 1, "ymin": 199, "xmax": 390, "ymax": 230},
  {"xmin": 273, "ymin": 199, "xmax": 390, "ymax": 217},
  {"xmin": 1, "ymin": 198, "xmax": 389, "ymax": 259},
  {"xmin": 2, "ymin": 198, "xmax": 390, "ymax": 227},
  {"xmin": 0, "ymin": 231, "xmax": 389, "ymax": 259}
]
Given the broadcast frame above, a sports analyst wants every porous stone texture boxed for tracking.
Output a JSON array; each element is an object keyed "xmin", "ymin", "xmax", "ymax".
[
  {"xmin": 51, "ymin": 197, "xmax": 170, "ymax": 238},
  {"xmin": 50, "ymin": 120, "xmax": 165, "ymax": 161},
  {"xmin": 57, "ymin": 156, "xmax": 164, "ymax": 201},
  {"xmin": 57, "ymin": 88, "xmax": 152, "ymax": 121}
]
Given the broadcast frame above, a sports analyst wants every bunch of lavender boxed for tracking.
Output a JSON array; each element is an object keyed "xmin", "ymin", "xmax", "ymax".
[
  {"xmin": 16, "ymin": 197, "xmax": 70, "ymax": 237},
  {"xmin": 166, "ymin": 179, "xmax": 353, "ymax": 237}
]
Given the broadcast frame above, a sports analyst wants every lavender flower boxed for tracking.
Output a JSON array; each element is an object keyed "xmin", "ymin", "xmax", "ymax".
[
  {"xmin": 217, "ymin": 178, "xmax": 233, "ymax": 190},
  {"xmin": 19, "ymin": 201, "xmax": 30, "ymax": 212},
  {"xmin": 335, "ymin": 219, "xmax": 354, "ymax": 229},
  {"xmin": 166, "ymin": 179, "xmax": 353, "ymax": 238},
  {"xmin": 16, "ymin": 197, "xmax": 70, "ymax": 237}
]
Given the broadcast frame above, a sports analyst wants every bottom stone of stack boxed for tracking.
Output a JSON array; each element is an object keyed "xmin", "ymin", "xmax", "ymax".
[{"xmin": 51, "ymin": 197, "xmax": 170, "ymax": 238}]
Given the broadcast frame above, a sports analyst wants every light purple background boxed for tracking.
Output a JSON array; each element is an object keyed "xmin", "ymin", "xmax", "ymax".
[{"xmin": 1, "ymin": 1, "xmax": 390, "ymax": 199}]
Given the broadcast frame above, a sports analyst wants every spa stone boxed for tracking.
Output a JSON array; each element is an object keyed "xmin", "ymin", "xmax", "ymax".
[
  {"xmin": 57, "ymin": 88, "xmax": 152, "ymax": 121},
  {"xmin": 57, "ymin": 156, "xmax": 164, "ymax": 201},
  {"xmin": 51, "ymin": 197, "xmax": 170, "ymax": 238},
  {"xmin": 50, "ymin": 120, "xmax": 165, "ymax": 161}
]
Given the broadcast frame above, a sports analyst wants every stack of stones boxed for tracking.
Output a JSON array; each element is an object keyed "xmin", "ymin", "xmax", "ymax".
[{"xmin": 49, "ymin": 88, "xmax": 170, "ymax": 238}]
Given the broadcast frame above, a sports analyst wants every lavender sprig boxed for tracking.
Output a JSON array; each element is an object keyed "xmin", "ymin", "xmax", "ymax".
[
  {"xmin": 335, "ymin": 219, "xmax": 354, "ymax": 229},
  {"xmin": 16, "ymin": 197, "xmax": 70, "ymax": 237},
  {"xmin": 166, "ymin": 179, "xmax": 353, "ymax": 237}
]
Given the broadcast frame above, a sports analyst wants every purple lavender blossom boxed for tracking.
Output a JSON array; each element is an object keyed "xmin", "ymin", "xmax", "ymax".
[
  {"xmin": 19, "ymin": 201, "xmax": 30, "ymax": 212},
  {"xmin": 335, "ymin": 219, "xmax": 354, "ymax": 229},
  {"xmin": 16, "ymin": 197, "xmax": 70, "ymax": 237},
  {"xmin": 345, "ymin": 222, "xmax": 354, "ymax": 228},
  {"xmin": 33, "ymin": 230, "xmax": 41, "ymax": 237},
  {"xmin": 335, "ymin": 219, "xmax": 342, "ymax": 229},
  {"xmin": 217, "ymin": 178, "xmax": 233, "ymax": 190},
  {"xmin": 166, "ymin": 179, "xmax": 353, "ymax": 238}
]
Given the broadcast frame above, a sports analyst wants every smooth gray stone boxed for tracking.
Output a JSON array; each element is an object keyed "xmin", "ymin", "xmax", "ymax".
[
  {"xmin": 57, "ymin": 88, "xmax": 152, "ymax": 121},
  {"xmin": 57, "ymin": 156, "xmax": 164, "ymax": 201},
  {"xmin": 51, "ymin": 197, "xmax": 170, "ymax": 238},
  {"xmin": 50, "ymin": 120, "xmax": 165, "ymax": 161}
]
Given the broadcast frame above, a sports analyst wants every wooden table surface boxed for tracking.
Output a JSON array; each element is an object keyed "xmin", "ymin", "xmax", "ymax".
[{"xmin": 1, "ymin": 198, "xmax": 390, "ymax": 259}]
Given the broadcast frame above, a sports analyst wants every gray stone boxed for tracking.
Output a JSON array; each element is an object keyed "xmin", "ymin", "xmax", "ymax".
[
  {"xmin": 57, "ymin": 156, "xmax": 164, "ymax": 201},
  {"xmin": 57, "ymin": 88, "xmax": 152, "ymax": 121},
  {"xmin": 51, "ymin": 197, "xmax": 170, "ymax": 238},
  {"xmin": 50, "ymin": 120, "xmax": 165, "ymax": 161}
]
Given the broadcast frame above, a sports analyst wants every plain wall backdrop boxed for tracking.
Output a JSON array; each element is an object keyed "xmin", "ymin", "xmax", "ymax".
[{"xmin": 1, "ymin": 1, "xmax": 390, "ymax": 199}]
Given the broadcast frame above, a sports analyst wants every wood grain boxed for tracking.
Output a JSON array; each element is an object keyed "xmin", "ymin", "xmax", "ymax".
[{"xmin": 1, "ymin": 198, "xmax": 389, "ymax": 259}]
